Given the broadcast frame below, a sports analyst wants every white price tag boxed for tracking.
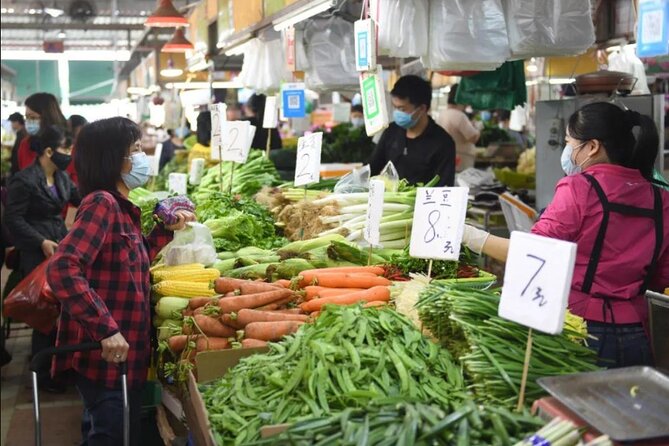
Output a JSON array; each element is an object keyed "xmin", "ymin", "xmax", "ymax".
[
  {"xmin": 247, "ymin": 124, "xmax": 257, "ymax": 149},
  {"xmin": 210, "ymin": 103, "xmax": 227, "ymax": 160},
  {"xmin": 262, "ymin": 96, "xmax": 278, "ymax": 128},
  {"xmin": 221, "ymin": 121, "xmax": 251, "ymax": 164},
  {"xmin": 333, "ymin": 103, "xmax": 352, "ymax": 123},
  {"xmin": 499, "ymin": 232, "xmax": 577, "ymax": 335},
  {"xmin": 359, "ymin": 66, "xmax": 389, "ymax": 137},
  {"xmin": 354, "ymin": 19, "xmax": 377, "ymax": 71},
  {"xmin": 364, "ymin": 179, "xmax": 385, "ymax": 247},
  {"xmin": 294, "ymin": 132, "xmax": 322, "ymax": 187},
  {"xmin": 409, "ymin": 187, "xmax": 469, "ymax": 261},
  {"xmin": 149, "ymin": 143, "xmax": 163, "ymax": 176},
  {"xmin": 188, "ymin": 158, "xmax": 205, "ymax": 185},
  {"xmin": 168, "ymin": 173, "xmax": 188, "ymax": 195}
]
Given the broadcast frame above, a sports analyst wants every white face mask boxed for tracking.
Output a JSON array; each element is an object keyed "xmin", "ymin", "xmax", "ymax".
[{"xmin": 560, "ymin": 141, "xmax": 587, "ymax": 176}]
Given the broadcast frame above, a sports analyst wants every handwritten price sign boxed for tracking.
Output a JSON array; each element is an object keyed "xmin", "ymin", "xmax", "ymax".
[
  {"xmin": 221, "ymin": 121, "xmax": 252, "ymax": 164},
  {"xmin": 409, "ymin": 187, "xmax": 468, "ymax": 261},
  {"xmin": 210, "ymin": 103, "xmax": 226, "ymax": 159},
  {"xmin": 293, "ymin": 132, "xmax": 322, "ymax": 187},
  {"xmin": 364, "ymin": 179, "xmax": 385, "ymax": 246},
  {"xmin": 499, "ymin": 232, "xmax": 577, "ymax": 335}
]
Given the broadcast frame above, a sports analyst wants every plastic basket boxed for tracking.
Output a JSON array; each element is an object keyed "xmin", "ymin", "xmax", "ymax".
[
  {"xmin": 493, "ymin": 168, "xmax": 536, "ymax": 190},
  {"xmin": 433, "ymin": 270, "xmax": 497, "ymax": 290}
]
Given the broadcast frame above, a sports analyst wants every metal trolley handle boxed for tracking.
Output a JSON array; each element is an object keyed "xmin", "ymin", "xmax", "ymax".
[{"xmin": 30, "ymin": 342, "xmax": 129, "ymax": 446}]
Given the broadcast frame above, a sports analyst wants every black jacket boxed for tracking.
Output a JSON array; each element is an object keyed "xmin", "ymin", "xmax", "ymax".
[
  {"xmin": 5, "ymin": 161, "xmax": 80, "ymax": 274},
  {"xmin": 244, "ymin": 117, "xmax": 283, "ymax": 150}
]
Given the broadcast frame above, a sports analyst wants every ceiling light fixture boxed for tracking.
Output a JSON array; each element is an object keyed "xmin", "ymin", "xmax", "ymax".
[
  {"xmin": 272, "ymin": 0, "xmax": 336, "ymax": 31},
  {"xmin": 160, "ymin": 57, "xmax": 183, "ymax": 77},
  {"xmin": 57, "ymin": 30, "xmax": 67, "ymax": 39},
  {"xmin": 145, "ymin": 0, "xmax": 189, "ymax": 28},
  {"xmin": 162, "ymin": 27, "xmax": 194, "ymax": 53}
]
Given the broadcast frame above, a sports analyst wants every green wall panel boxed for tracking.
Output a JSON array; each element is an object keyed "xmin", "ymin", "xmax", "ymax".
[
  {"xmin": 68, "ymin": 61, "xmax": 114, "ymax": 104},
  {"xmin": 3, "ymin": 60, "xmax": 60, "ymax": 102}
]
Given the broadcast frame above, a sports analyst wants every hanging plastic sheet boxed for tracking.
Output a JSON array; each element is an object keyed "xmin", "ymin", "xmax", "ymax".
[
  {"xmin": 608, "ymin": 45, "xmax": 651, "ymax": 95},
  {"xmin": 238, "ymin": 30, "xmax": 291, "ymax": 93},
  {"xmin": 377, "ymin": 0, "xmax": 428, "ymax": 58},
  {"xmin": 504, "ymin": 0, "xmax": 595, "ymax": 59}
]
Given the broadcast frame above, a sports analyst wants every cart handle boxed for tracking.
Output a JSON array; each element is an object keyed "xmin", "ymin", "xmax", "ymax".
[{"xmin": 30, "ymin": 342, "xmax": 129, "ymax": 374}]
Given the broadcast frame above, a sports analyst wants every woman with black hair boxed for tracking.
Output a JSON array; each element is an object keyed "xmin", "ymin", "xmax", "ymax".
[
  {"xmin": 244, "ymin": 94, "xmax": 282, "ymax": 150},
  {"xmin": 46, "ymin": 117, "xmax": 195, "ymax": 445},
  {"xmin": 462, "ymin": 102, "xmax": 669, "ymax": 368},
  {"xmin": 5, "ymin": 124, "xmax": 80, "ymax": 390},
  {"xmin": 17, "ymin": 92, "xmax": 68, "ymax": 171}
]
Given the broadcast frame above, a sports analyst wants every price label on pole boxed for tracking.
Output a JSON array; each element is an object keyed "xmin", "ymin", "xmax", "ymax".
[
  {"xmin": 281, "ymin": 83, "xmax": 306, "ymax": 118},
  {"xmin": 293, "ymin": 132, "xmax": 322, "ymax": 187},
  {"xmin": 168, "ymin": 173, "xmax": 188, "ymax": 195},
  {"xmin": 262, "ymin": 96, "xmax": 279, "ymax": 128},
  {"xmin": 354, "ymin": 19, "xmax": 377, "ymax": 71},
  {"xmin": 221, "ymin": 121, "xmax": 251, "ymax": 164},
  {"xmin": 210, "ymin": 103, "xmax": 227, "ymax": 160},
  {"xmin": 364, "ymin": 179, "xmax": 385, "ymax": 247},
  {"xmin": 409, "ymin": 187, "xmax": 469, "ymax": 261},
  {"xmin": 359, "ymin": 66, "xmax": 389, "ymax": 136},
  {"xmin": 499, "ymin": 232, "xmax": 576, "ymax": 335}
]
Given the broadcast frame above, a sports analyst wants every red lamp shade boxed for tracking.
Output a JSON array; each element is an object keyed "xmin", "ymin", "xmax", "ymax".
[
  {"xmin": 145, "ymin": 0, "xmax": 189, "ymax": 28},
  {"xmin": 162, "ymin": 27, "xmax": 194, "ymax": 53}
]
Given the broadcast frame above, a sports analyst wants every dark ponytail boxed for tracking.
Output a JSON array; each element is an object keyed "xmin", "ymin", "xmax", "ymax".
[{"xmin": 568, "ymin": 102, "xmax": 659, "ymax": 179}]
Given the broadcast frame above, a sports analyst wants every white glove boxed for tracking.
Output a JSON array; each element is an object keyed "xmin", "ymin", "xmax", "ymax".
[{"xmin": 462, "ymin": 224, "xmax": 490, "ymax": 254}]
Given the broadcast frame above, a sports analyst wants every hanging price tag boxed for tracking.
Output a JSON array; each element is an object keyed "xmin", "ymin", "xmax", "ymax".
[
  {"xmin": 285, "ymin": 26, "xmax": 297, "ymax": 72},
  {"xmin": 281, "ymin": 83, "xmax": 306, "ymax": 118},
  {"xmin": 499, "ymin": 232, "xmax": 576, "ymax": 335},
  {"xmin": 364, "ymin": 179, "xmax": 385, "ymax": 247},
  {"xmin": 210, "ymin": 103, "xmax": 227, "ymax": 160},
  {"xmin": 168, "ymin": 173, "xmax": 188, "ymax": 195},
  {"xmin": 294, "ymin": 132, "xmax": 322, "ymax": 187},
  {"xmin": 149, "ymin": 143, "xmax": 163, "ymax": 176},
  {"xmin": 262, "ymin": 96, "xmax": 279, "ymax": 128},
  {"xmin": 221, "ymin": 121, "xmax": 251, "ymax": 164},
  {"xmin": 409, "ymin": 187, "xmax": 469, "ymax": 261},
  {"xmin": 354, "ymin": 19, "xmax": 377, "ymax": 71},
  {"xmin": 359, "ymin": 66, "xmax": 389, "ymax": 136}
]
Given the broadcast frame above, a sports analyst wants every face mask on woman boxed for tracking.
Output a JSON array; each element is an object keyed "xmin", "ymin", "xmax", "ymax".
[
  {"xmin": 174, "ymin": 127, "xmax": 190, "ymax": 139},
  {"xmin": 560, "ymin": 141, "xmax": 587, "ymax": 176},
  {"xmin": 121, "ymin": 152, "xmax": 151, "ymax": 189},
  {"xmin": 26, "ymin": 119, "xmax": 40, "ymax": 135},
  {"xmin": 50, "ymin": 151, "xmax": 72, "ymax": 171}
]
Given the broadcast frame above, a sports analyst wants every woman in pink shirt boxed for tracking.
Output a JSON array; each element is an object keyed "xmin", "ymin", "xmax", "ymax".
[{"xmin": 462, "ymin": 102, "xmax": 668, "ymax": 368}]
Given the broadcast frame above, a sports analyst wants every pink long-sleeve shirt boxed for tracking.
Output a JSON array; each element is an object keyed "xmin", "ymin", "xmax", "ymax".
[{"xmin": 531, "ymin": 164, "xmax": 669, "ymax": 324}]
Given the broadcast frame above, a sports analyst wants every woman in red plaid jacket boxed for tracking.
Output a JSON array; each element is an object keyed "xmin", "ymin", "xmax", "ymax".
[{"xmin": 46, "ymin": 117, "xmax": 195, "ymax": 446}]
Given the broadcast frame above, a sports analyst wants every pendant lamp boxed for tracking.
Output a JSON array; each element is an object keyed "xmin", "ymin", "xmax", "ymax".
[
  {"xmin": 162, "ymin": 27, "xmax": 194, "ymax": 53},
  {"xmin": 145, "ymin": 0, "xmax": 188, "ymax": 28}
]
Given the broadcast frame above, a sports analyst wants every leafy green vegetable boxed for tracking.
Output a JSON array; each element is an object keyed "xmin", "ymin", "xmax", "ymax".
[
  {"xmin": 128, "ymin": 187, "xmax": 159, "ymax": 235},
  {"xmin": 318, "ymin": 123, "xmax": 376, "ymax": 164},
  {"xmin": 389, "ymin": 247, "xmax": 477, "ymax": 280}
]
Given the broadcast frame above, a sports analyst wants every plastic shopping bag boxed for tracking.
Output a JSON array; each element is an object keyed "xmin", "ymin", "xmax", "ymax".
[
  {"xmin": 3, "ymin": 260, "xmax": 60, "ymax": 335},
  {"xmin": 334, "ymin": 165, "xmax": 371, "ymax": 194},
  {"xmin": 608, "ymin": 45, "xmax": 650, "ymax": 95},
  {"xmin": 162, "ymin": 222, "xmax": 217, "ymax": 267},
  {"xmin": 377, "ymin": 0, "xmax": 428, "ymax": 58}
]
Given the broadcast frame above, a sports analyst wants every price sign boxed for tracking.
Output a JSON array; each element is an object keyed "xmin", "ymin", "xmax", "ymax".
[
  {"xmin": 168, "ymin": 173, "xmax": 188, "ymax": 195},
  {"xmin": 637, "ymin": 0, "xmax": 669, "ymax": 57},
  {"xmin": 364, "ymin": 179, "xmax": 385, "ymax": 246},
  {"xmin": 409, "ymin": 187, "xmax": 469, "ymax": 261},
  {"xmin": 149, "ymin": 143, "xmax": 163, "ymax": 176},
  {"xmin": 294, "ymin": 132, "xmax": 322, "ymax": 187},
  {"xmin": 354, "ymin": 19, "xmax": 377, "ymax": 71},
  {"xmin": 281, "ymin": 82, "xmax": 306, "ymax": 118},
  {"xmin": 262, "ymin": 96, "xmax": 279, "ymax": 128},
  {"xmin": 210, "ymin": 103, "xmax": 227, "ymax": 160},
  {"xmin": 189, "ymin": 158, "xmax": 205, "ymax": 185},
  {"xmin": 221, "ymin": 121, "xmax": 251, "ymax": 164},
  {"xmin": 333, "ymin": 103, "xmax": 352, "ymax": 123},
  {"xmin": 285, "ymin": 26, "xmax": 297, "ymax": 71},
  {"xmin": 359, "ymin": 66, "xmax": 389, "ymax": 136},
  {"xmin": 499, "ymin": 232, "xmax": 577, "ymax": 335}
]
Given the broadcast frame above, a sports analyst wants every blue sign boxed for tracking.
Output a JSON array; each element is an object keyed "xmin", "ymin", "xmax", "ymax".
[
  {"xmin": 637, "ymin": 0, "xmax": 669, "ymax": 58},
  {"xmin": 357, "ymin": 31, "xmax": 369, "ymax": 68},
  {"xmin": 281, "ymin": 83, "xmax": 306, "ymax": 118}
]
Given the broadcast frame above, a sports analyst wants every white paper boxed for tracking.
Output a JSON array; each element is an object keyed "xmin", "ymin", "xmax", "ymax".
[
  {"xmin": 188, "ymin": 158, "xmax": 205, "ymax": 185},
  {"xmin": 409, "ymin": 187, "xmax": 469, "ymax": 261},
  {"xmin": 210, "ymin": 103, "xmax": 227, "ymax": 160},
  {"xmin": 294, "ymin": 132, "xmax": 323, "ymax": 187},
  {"xmin": 168, "ymin": 173, "xmax": 188, "ymax": 195},
  {"xmin": 333, "ymin": 103, "xmax": 352, "ymax": 123},
  {"xmin": 221, "ymin": 121, "xmax": 251, "ymax": 164},
  {"xmin": 359, "ymin": 66, "xmax": 389, "ymax": 137},
  {"xmin": 499, "ymin": 232, "xmax": 576, "ymax": 335},
  {"xmin": 354, "ymin": 19, "xmax": 377, "ymax": 71},
  {"xmin": 364, "ymin": 179, "xmax": 385, "ymax": 246},
  {"xmin": 149, "ymin": 143, "xmax": 163, "ymax": 176},
  {"xmin": 262, "ymin": 96, "xmax": 278, "ymax": 128}
]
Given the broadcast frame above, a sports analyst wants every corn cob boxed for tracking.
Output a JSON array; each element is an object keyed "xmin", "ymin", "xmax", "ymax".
[
  {"xmin": 153, "ymin": 280, "xmax": 215, "ymax": 298},
  {"xmin": 149, "ymin": 263, "xmax": 205, "ymax": 273},
  {"xmin": 152, "ymin": 268, "xmax": 220, "ymax": 283}
]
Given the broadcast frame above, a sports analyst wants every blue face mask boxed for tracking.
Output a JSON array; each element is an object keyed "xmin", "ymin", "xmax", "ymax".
[
  {"xmin": 174, "ymin": 127, "xmax": 190, "ymax": 139},
  {"xmin": 560, "ymin": 142, "xmax": 586, "ymax": 176},
  {"xmin": 26, "ymin": 119, "xmax": 40, "ymax": 135},
  {"xmin": 480, "ymin": 111, "xmax": 491, "ymax": 122},
  {"xmin": 122, "ymin": 152, "xmax": 151, "ymax": 190},
  {"xmin": 351, "ymin": 117, "xmax": 365, "ymax": 129},
  {"xmin": 393, "ymin": 109, "xmax": 419, "ymax": 129}
]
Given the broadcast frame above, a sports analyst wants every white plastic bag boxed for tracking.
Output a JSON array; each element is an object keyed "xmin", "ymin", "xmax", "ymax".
[
  {"xmin": 423, "ymin": 0, "xmax": 510, "ymax": 71},
  {"xmin": 163, "ymin": 223, "xmax": 217, "ymax": 267},
  {"xmin": 608, "ymin": 45, "xmax": 651, "ymax": 95},
  {"xmin": 377, "ymin": 0, "xmax": 428, "ymax": 58},
  {"xmin": 238, "ymin": 30, "xmax": 290, "ymax": 93},
  {"xmin": 504, "ymin": 0, "xmax": 595, "ymax": 59}
]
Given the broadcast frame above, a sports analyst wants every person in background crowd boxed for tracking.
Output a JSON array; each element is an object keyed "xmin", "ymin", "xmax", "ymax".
[
  {"xmin": 369, "ymin": 75, "xmax": 456, "ymax": 186},
  {"xmin": 437, "ymin": 84, "xmax": 480, "ymax": 172},
  {"xmin": 8, "ymin": 112, "xmax": 26, "ymax": 175},
  {"xmin": 46, "ymin": 117, "xmax": 194, "ymax": 445},
  {"xmin": 5, "ymin": 125, "xmax": 80, "ymax": 392},
  {"xmin": 0, "ymin": 186, "xmax": 12, "ymax": 368},
  {"xmin": 350, "ymin": 104, "xmax": 365, "ymax": 129},
  {"xmin": 462, "ymin": 103, "xmax": 669, "ymax": 368},
  {"xmin": 159, "ymin": 123, "xmax": 190, "ymax": 170},
  {"xmin": 226, "ymin": 103, "xmax": 242, "ymax": 121},
  {"xmin": 497, "ymin": 109, "xmax": 529, "ymax": 149},
  {"xmin": 243, "ymin": 94, "xmax": 283, "ymax": 151},
  {"xmin": 188, "ymin": 111, "xmax": 214, "ymax": 170},
  {"xmin": 66, "ymin": 115, "xmax": 88, "ymax": 185},
  {"xmin": 17, "ymin": 93, "xmax": 67, "ymax": 171}
]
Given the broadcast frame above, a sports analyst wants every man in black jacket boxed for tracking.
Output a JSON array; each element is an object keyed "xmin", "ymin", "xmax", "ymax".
[{"xmin": 369, "ymin": 75, "xmax": 456, "ymax": 186}]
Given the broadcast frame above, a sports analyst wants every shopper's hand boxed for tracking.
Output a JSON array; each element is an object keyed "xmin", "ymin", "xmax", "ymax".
[
  {"xmin": 41, "ymin": 240, "xmax": 59, "ymax": 258},
  {"xmin": 100, "ymin": 332, "xmax": 129, "ymax": 363},
  {"xmin": 462, "ymin": 224, "xmax": 490, "ymax": 255},
  {"xmin": 164, "ymin": 210, "xmax": 196, "ymax": 231}
]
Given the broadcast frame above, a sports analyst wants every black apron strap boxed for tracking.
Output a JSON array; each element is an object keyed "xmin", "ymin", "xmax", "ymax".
[
  {"xmin": 581, "ymin": 174, "xmax": 610, "ymax": 294},
  {"xmin": 639, "ymin": 186, "xmax": 664, "ymax": 294}
]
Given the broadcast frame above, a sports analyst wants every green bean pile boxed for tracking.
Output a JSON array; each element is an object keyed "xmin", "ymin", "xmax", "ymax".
[
  {"xmin": 201, "ymin": 305, "xmax": 467, "ymax": 445},
  {"xmin": 417, "ymin": 284, "xmax": 599, "ymax": 407},
  {"xmin": 246, "ymin": 400, "xmax": 544, "ymax": 446}
]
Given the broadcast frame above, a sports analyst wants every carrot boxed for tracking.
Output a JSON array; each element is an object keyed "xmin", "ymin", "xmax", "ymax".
[
  {"xmin": 239, "ymin": 281, "xmax": 281, "ymax": 295},
  {"xmin": 244, "ymin": 321, "xmax": 304, "ymax": 341},
  {"xmin": 189, "ymin": 297, "xmax": 216, "ymax": 310},
  {"xmin": 299, "ymin": 266, "xmax": 385, "ymax": 276},
  {"xmin": 304, "ymin": 286, "xmax": 329, "ymax": 300},
  {"xmin": 364, "ymin": 300, "xmax": 388, "ymax": 308},
  {"xmin": 191, "ymin": 314, "xmax": 237, "ymax": 338},
  {"xmin": 182, "ymin": 308, "xmax": 194, "ymax": 317},
  {"xmin": 311, "ymin": 311, "xmax": 321, "ymax": 319},
  {"xmin": 236, "ymin": 309, "xmax": 309, "ymax": 326},
  {"xmin": 196, "ymin": 337, "xmax": 230, "ymax": 352},
  {"xmin": 221, "ymin": 313, "xmax": 244, "ymax": 330},
  {"xmin": 224, "ymin": 291, "xmax": 238, "ymax": 297},
  {"xmin": 300, "ymin": 286, "xmax": 390, "ymax": 313},
  {"xmin": 299, "ymin": 272, "xmax": 391, "ymax": 288},
  {"xmin": 273, "ymin": 279, "xmax": 291, "ymax": 288},
  {"xmin": 241, "ymin": 338, "xmax": 269, "ymax": 348},
  {"xmin": 317, "ymin": 288, "xmax": 365, "ymax": 298},
  {"xmin": 274, "ymin": 308, "xmax": 304, "ymax": 314},
  {"xmin": 214, "ymin": 278, "xmax": 254, "ymax": 294},
  {"xmin": 167, "ymin": 334, "xmax": 196, "ymax": 353},
  {"xmin": 219, "ymin": 289, "xmax": 293, "ymax": 313}
]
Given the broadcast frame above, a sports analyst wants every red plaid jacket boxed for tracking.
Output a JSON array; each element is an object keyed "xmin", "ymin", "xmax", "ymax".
[{"xmin": 47, "ymin": 190, "xmax": 172, "ymax": 389}]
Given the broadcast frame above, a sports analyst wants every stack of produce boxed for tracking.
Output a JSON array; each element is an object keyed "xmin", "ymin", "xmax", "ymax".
[
  {"xmin": 128, "ymin": 187, "xmax": 160, "ymax": 235},
  {"xmin": 416, "ymin": 284, "xmax": 599, "ymax": 407},
  {"xmin": 515, "ymin": 418, "xmax": 612, "ymax": 446},
  {"xmin": 201, "ymin": 304, "xmax": 466, "ymax": 444}
]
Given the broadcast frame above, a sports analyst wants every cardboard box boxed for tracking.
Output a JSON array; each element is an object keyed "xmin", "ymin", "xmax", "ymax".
[{"xmin": 182, "ymin": 347, "xmax": 269, "ymax": 446}]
